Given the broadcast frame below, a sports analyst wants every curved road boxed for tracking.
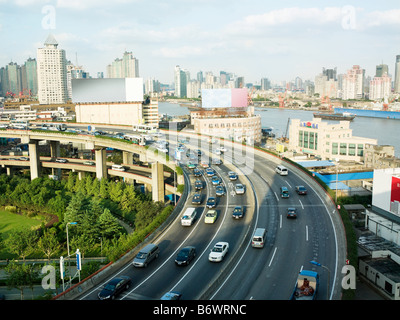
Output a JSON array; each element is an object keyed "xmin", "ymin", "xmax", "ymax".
[{"xmin": 74, "ymin": 129, "xmax": 345, "ymax": 300}]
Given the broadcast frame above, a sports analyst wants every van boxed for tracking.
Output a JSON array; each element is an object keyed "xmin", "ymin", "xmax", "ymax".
[
  {"xmin": 132, "ymin": 244, "xmax": 160, "ymax": 267},
  {"xmin": 252, "ymin": 228, "xmax": 267, "ymax": 248},
  {"xmin": 275, "ymin": 165, "xmax": 288, "ymax": 176},
  {"xmin": 280, "ymin": 186, "xmax": 289, "ymax": 198},
  {"xmin": 111, "ymin": 164, "xmax": 125, "ymax": 171},
  {"xmin": 181, "ymin": 208, "xmax": 197, "ymax": 226}
]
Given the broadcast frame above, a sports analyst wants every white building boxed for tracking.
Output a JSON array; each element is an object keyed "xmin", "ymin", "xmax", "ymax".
[
  {"xmin": 106, "ymin": 51, "xmax": 139, "ymax": 78},
  {"xmin": 288, "ymin": 118, "xmax": 377, "ymax": 161},
  {"xmin": 358, "ymin": 168, "xmax": 400, "ymax": 300},
  {"xmin": 369, "ymin": 73, "xmax": 392, "ymax": 101},
  {"xmin": 342, "ymin": 65, "xmax": 365, "ymax": 100},
  {"xmin": 314, "ymin": 74, "xmax": 338, "ymax": 98},
  {"xmin": 37, "ymin": 34, "xmax": 68, "ymax": 105}
]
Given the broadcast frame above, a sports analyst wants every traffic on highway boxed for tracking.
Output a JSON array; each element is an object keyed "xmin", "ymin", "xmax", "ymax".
[{"xmin": 0, "ymin": 123, "xmax": 345, "ymax": 301}]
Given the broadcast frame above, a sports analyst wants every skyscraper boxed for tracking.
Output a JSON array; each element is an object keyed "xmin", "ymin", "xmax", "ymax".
[
  {"xmin": 394, "ymin": 55, "xmax": 400, "ymax": 93},
  {"xmin": 342, "ymin": 65, "xmax": 365, "ymax": 100},
  {"xmin": 37, "ymin": 34, "xmax": 68, "ymax": 104},
  {"xmin": 106, "ymin": 51, "xmax": 139, "ymax": 78},
  {"xmin": 376, "ymin": 64, "xmax": 389, "ymax": 77},
  {"xmin": 174, "ymin": 65, "xmax": 187, "ymax": 98}
]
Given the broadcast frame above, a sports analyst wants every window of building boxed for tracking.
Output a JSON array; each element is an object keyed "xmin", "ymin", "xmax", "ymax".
[
  {"xmin": 348, "ymin": 144, "xmax": 356, "ymax": 156},
  {"xmin": 357, "ymin": 144, "xmax": 364, "ymax": 156},
  {"xmin": 340, "ymin": 143, "xmax": 347, "ymax": 155},
  {"xmin": 332, "ymin": 142, "xmax": 338, "ymax": 155},
  {"xmin": 303, "ymin": 131, "xmax": 309, "ymax": 148},
  {"xmin": 299, "ymin": 131, "xmax": 303, "ymax": 147},
  {"xmin": 309, "ymin": 132, "xmax": 315, "ymax": 150}
]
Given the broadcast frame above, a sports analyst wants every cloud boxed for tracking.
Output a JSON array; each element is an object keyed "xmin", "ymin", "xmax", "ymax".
[
  {"xmin": 225, "ymin": 7, "xmax": 344, "ymax": 35},
  {"xmin": 56, "ymin": 0, "xmax": 135, "ymax": 10},
  {"xmin": 366, "ymin": 9, "xmax": 400, "ymax": 27}
]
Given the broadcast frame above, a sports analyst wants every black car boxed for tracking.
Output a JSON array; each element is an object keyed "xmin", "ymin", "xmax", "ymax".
[
  {"xmin": 206, "ymin": 197, "xmax": 217, "ymax": 208},
  {"xmin": 192, "ymin": 193, "xmax": 202, "ymax": 205},
  {"xmin": 175, "ymin": 246, "xmax": 196, "ymax": 266},
  {"xmin": 195, "ymin": 180, "xmax": 203, "ymax": 190},
  {"xmin": 295, "ymin": 185, "xmax": 307, "ymax": 195},
  {"xmin": 98, "ymin": 276, "xmax": 132, "ymax": 300},
  {"xmin": 287, "ymin": 207, "xmax": 297, "ymax": 219}
]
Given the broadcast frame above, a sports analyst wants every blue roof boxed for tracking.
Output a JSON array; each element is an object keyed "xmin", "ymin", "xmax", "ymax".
[
  {"xmin": 312, "ymin": 171, "xmax": 373, "ymax": 190},
  {"xmin": 297, "ymin": 160, "xmax": 335, "ymax": 168}
]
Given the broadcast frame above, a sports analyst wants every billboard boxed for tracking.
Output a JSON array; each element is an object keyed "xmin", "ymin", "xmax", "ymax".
[
  {"xmin": 201, "ymin": 88, "xmax": 248, "ymax": 109},
  {"xmin": 72, "ymin": 78, "xmax": 143, "ymax": 103},
  {"xmin": 390, "ymin": 176, "xmax": 400, "ymax": 215},
  {"xmin": 372, "ymin": 169, "xmax": 400, "ymax": 216}
]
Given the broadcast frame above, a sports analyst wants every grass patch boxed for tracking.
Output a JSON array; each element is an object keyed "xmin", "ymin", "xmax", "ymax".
[{"xmin": 0, "ymin": 210, "xmax": 41, "ymax": 239}]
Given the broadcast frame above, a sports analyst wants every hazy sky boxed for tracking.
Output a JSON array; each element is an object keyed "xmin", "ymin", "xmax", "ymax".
[{"xmin": 1, "ymin": 0, "xmax": 400, "ymax": 85}]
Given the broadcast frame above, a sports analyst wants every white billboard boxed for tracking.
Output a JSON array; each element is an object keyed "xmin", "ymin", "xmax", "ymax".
[
  {"xmin": 201, "ymin": 88, "xmax": 248, "ymax": 109},
  {"xmin": 372, "ymin": 168, "xmax": 400, "ymax": 216},
  {"xmin": 72, "ymin": 78, "xmax": 143, "ymax": 103}
]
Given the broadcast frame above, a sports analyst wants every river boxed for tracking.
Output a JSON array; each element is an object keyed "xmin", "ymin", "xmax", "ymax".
[{"xmin": 158, "ymin": 102, "xmax": 400, "ymax": 158}]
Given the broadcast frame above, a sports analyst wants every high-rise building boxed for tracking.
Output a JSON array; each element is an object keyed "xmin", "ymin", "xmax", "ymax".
[
  {"xmin": 106, "ymin": 51, "xmax": 139, "ymax": 78},
  {"xmin": 369, "ymin": 73, "xmax": 391, "ymax": 101},
  {"xmin": 315, "ymin": 73, "xmax": 337, "ymax": 98},
  {"xmin": 394, "ymin": 55, "xmax": 400, "ymax": 93},
  {"xmin": 342, "ymin": 65, "xmax": 365, "ymax": 100},
  {"xmin": 37, "ymin": 34, "xmax": 68, "ymax": 104},
  {"xmin": 174, "ymin": 65, "xmax": 188, "ymax": 98},
  {"xmin": 261, "ymin": 78, "xmax": 271, "ymax": 90},
  {"xmin": 376, "ymin": 64, "xmax": 389, "ymax": 77},
  {"xmin": 322, "ymin": 67, "xmax": 337, "ymax": 81},
  {"xmin": 21, "ymin": 58, "xmax": 38, "ymax": 97}
]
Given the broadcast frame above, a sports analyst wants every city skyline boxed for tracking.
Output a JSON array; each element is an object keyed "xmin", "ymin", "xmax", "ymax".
[{"xmin": 0, "ymin": 1, "xmax": 400, "ymax": 84}]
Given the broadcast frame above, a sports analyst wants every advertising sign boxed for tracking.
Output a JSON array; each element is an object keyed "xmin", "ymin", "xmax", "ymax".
[{"xmin": 201, "ymin": 88, "xmax": 248, "ymax": 109}]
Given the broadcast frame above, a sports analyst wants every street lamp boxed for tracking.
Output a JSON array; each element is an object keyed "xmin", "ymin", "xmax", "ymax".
[
  {"xmin": 335, "ymin": 158, "xmax": 339, "ymax": 203},
  {"xmin": 66, "ymin": 222, "xmax": 77, "ymax": 287},
  {"xmin": 310, "ymin": 260, "xmax": 331, "ymax": 300},
  {"xmin": 66, "ymin": 222, "xmax": 77, "ymax": 256}
]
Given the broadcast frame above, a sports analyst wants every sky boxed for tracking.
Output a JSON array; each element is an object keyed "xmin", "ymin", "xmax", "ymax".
[{"xmin": 1, "ymin": 0, "xmax": 400, "ymax": 85}]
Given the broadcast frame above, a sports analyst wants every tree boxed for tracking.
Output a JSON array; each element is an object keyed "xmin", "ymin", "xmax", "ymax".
[
  {"xmin": 5, "ymin": 261, "xmax": 40, "ymax": 300},
  {"xmin": 64, "ymin": 192, "xmax": 88, "ymax": 226},
  {"xmin": 98, "ymin": 208, "xmax": 122, "ymax": 239},
  {"xmin": 5, "ymin": 229, "xmax": 38, "ymax": 260},
  {"xmin": 38, "ymin": 229, "xmax": 60, "ymax": 260}
]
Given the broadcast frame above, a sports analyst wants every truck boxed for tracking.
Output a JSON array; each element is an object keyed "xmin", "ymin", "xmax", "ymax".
[{"xmin": 290, "ymin": 270, "xmax": 319, "ymax": 300}]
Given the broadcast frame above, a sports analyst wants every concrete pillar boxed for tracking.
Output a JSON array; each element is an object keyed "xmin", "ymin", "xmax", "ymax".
[
  {"xmin": 50, "ymin": 140, "xmax": 61, "ymax": 178},
  {"xmin": 6, "ymin": 167, "xmax": 12, "ymax": 176},
  {"xmin": 123, "ymin": 151, "xmax": 133, "ymax": 184},
  {"xmin": 28, "ymin": 140, "xmax": 41, "ymax": 180},
  {"xmin": 95, "ymin": 148, "xmax": 107, "ymax": 180},
  {"xmin": 151, "ymin": 161, "xmax": 165, "ymax": 202},
  {"xmin": 78, "ymin": 171, "xmax": 86, "ymax": 180}
]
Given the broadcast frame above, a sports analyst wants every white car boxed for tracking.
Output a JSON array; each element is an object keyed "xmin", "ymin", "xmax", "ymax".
[
  {"xmin": 55, "ymin": 158, "xmax": 67, "ymax": 163},
  {"xmin": 219, "ymin": 147, "xmax": 227, "ymax": 152},
  {"xmin": 208, "ymin": 242, "xmax": 229, "ymax": 262},
  {"xmin": 235, "ymin": 183, "xmax": 245, "ymax": 195}
]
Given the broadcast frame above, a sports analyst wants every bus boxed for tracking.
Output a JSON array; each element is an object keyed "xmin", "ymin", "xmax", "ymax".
[
  {"xmin": 40, "ymin": 123, "xmax": 67, "ymax": 131},
  {"xmin": 124, "ymin": 134, "xmax": 146, "ymax": 146},
  {"xmin": 9, "ymin": 120, "xmax": 29, "ymax": 130},
  {"xmin": 132, "ymin": 124, "xmax": 158, "ymax": 134}
]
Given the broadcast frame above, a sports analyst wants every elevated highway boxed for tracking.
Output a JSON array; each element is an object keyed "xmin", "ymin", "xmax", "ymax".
[{"xmin": 0, "ymin": 128, "xmax": 179, "ymax": 201}]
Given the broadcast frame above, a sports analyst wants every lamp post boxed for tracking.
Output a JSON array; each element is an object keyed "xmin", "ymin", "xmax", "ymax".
[
  {"xmin": 310, "ymin": 260, "xmax": 331, "ymax": 300},
  {"xmin": 66, "ymin": 222, "xmax": 77, "ymax": 287},
  {"xmin": 66, "ymin": 222, "xmax": 77, "ymax": 256},
  {"xmin": 335, "ymin": 158, "xmax": 339, "ymax": 203}
]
